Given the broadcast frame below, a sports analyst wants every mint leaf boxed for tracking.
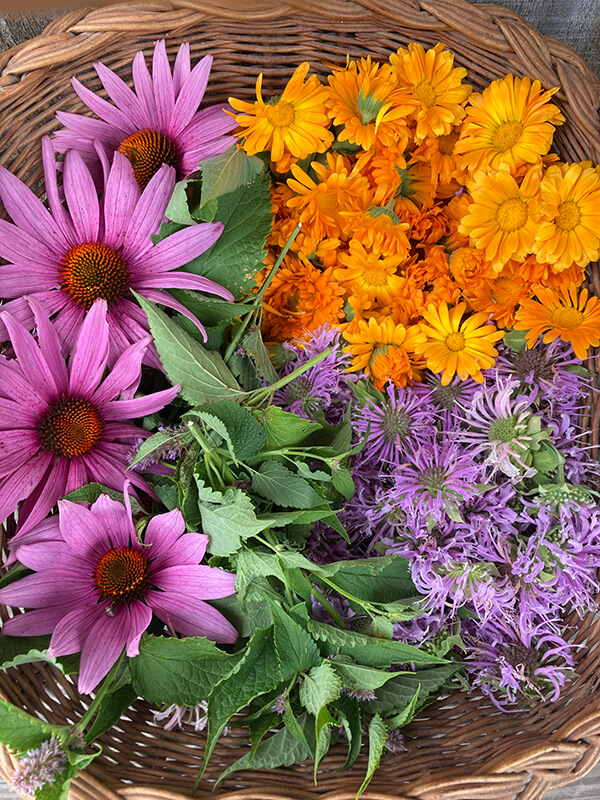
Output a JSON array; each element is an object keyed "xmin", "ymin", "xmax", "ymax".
[
  {"xmin": 130, "ymin": 635, "xmax": 241, "ymax": 706},
  {"xmin": 331, "ymin": 466, "xmax": 355, "ymax": 499},
  {"xmin": 135, "ymin": 294, "xmax": 245, "ymax": 404},
  {"xmin": 270, "ymin": 602, "xmax": 320, "ymax": 675},
  {"xmin": 366, "ymin": 664, "xmax": 461, "ymax": 714},
  {"xmin": 259, "ymin": 406, "xmax": 321, "ymax": 449},
  {"xmin": 241, "ymin": 326, "xmax": 279, "ymax": 384},
  {"xmin": 201, "ymin": 401, "xmax": 265, "ymax": 460},
  {"xmin": 0, "ymin": 698, "xmax": 56, "ymax": 753},
  {"xmin": 251, "ymin": 462, "xmax": 323, "ymax": 508},
  {"xmin": 170, "ymin": 290, "xmax": 246, "ymax": 326},
  {"xmin": 318, "ymin": 555, "xmax": 416, "ymax": 604},
  {"xmin": 333, "ymin": 662, "xmax": 407, "ymax": 691},
  {"xmin": 357, "ymin": 713, "xmax": 387, "ymax": 798},
  {"xmin": 129, "ymin": 428, "xmax": 193, "ymax": 469},
  {"xmin": 199, "ymin": 486, "xmax": 274, "ymax": 556},
  {"xmin": 200, "ymin": 146, "xmax": 264, "ymax": 205},
  {"xmin": 334, "ymin": 694, "xmax": 362, "ymax": 770},
  {"xmin": 299, "ymin": 661, "xmax": 342, "ymax": 716}
]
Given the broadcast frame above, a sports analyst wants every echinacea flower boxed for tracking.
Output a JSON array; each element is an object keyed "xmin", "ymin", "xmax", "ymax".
[
  {"xmin": 0, "ymin": 141, "xmax": 231, "ymax": 365},
  {"xmin": 53, "ymin": 40, "xmax": 236, "ymax": 189},
  {"xmin": 514, "ymin": 283, "xmax": 600, "ymax": 360},
  {"xmin": 0, "ymin": 492, "xmax": 237, "ymax": 694},
  {"xmin": 0, "ymin": 299, "xmax": 178, "ymax": 535}
]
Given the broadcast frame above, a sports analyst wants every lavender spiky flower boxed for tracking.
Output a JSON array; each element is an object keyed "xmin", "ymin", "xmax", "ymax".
[
  {"xmin": 271, "ymin": 692, "xmax": 287, "ymax": 715},
  {"xmin": 153, "ymin": 701, "xmax": 210, "ymax": 732},
  {"xmin": 13, "ymin": 737, "xmax": 67, "ymax": 794}
]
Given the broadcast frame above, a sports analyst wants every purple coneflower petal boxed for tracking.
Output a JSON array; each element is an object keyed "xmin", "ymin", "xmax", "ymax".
[
  {"xmin": 95, "ymin": 60, "xmax": 149, "ymax": 130},
  {"xmin": 122, "ymin": 163, "xmax": 175, "ymax": 258},
  {"xmin": 0, "ymin": 266, "xmax": 58, "ymax": 298},
  {"xmin": 0, "ymin": 313, "xmax": 59, "ymax": 403},
  {"xmin": 153, "ymin": 40, "xmax": 175, "ymax": 131},
  {"xmin": 142, "ymin": 509, "xmax": 186, "ymax": 557},
  {"xmin": 172, "ymin": 42, "xmax": 191, "ymax": 96},
  {"xmin": 0, "ymin": 291, "xmax": 68, "ymax": 343},
  {"xmin": 63, "ymin": 150, "xmax": 100, "ymax": 243},
  {"xmin": 71, "ymin": 76, "xmax": 137, "ymax": 134},
  {"xmin": 151, "ymin": 532, "xmax": 209, "ymax": 570},
  {"xmin": 52, "ymin": 303, "xmax": 87, "ymax": 358},
  {"xmin": 141, "ymin": 271, "xmax": 233, "ymax": 299},
  {"xmin": 58, "ymin": 499, "xmax": 114, "ymax": 558},
  {"xmin": 68, "ymin": 299, "xmax": 110, "ymax": 396},
  {"xmin": 0, "ymin": 398, "xmax": 38, "ymax": 431},
  {"xmin": 176, "ymin": 104, "xmax": 237, "ymax": 150},
  {"xmin": 0, "ymin": 569, "xmax": 92, "ymax": 608},
  {"xmin": 0, "ymin": 453, "xmax": 52, "ymax": 527},
  {"xmin": 0, "ymin": 165, "xmax": 67, "ymax": 252},
  {"xmin": 2, "ymin": 605, "xmax": 77, "ymax": 637},
  {"xmin": 64, "ymin": 458, "xmax": 91, "ymax": 495},
  {"xmin": 0, "ymin": 358, "xmax": 46, "ymax": 414},
  {"xmin": 54, "ymin": 112, "xmax": 124, "ymax": 152},
  {"xmin": 170, "ymin": 54, "xmax": 212, "ymax": 136},
  {"xmin": 0, "ymin": 431, "xmax": 42, "ymax": 478},
  {"xmin": 152, "ymin": 565, "xmax": 237, "ymax": 598},
  {"xmin": 29, "ymin": 297, "xmax": 69, "ymax": 395},
  {"xmin": 49, "ymin": 605, "xmax": 104, "ymax": 657},
  {"xmin": 41, "ymin": 137, "xmax": 76, "ymax": 245},
  {"xmin": 130, "ymin": 220, "xmax": 223, "ymax": 275},
  {"xmin": 132, "ymin": 50, "xmax": 158, "ymax": 128},
  {"xmin": 91, "ymin": 337, "xmax": 150, "ymax": 406},
  {"xmin": 90, "ymin": 493, "xmax": 135, "ymax": 547},
  {"xmin": 179, "ymin": 136, "xmax": 236, "ymax": 175},
  {"xmin": 0, "ymin": 219, "xmax": 59, "ymax": 268},
  {"xmin": 18, "ymin": 458, "xmax": 69, "ymax": 536},
  {"xmin": 103, "ymin": 384, "xmax": 180, "ymax": 421},
  {"xmin": 146, "ymin": 590, "xmax": 238, "ymax": 643},
  {"xmin": 103, "ymin": 153, "xmax": 141, "ymax": 249}
]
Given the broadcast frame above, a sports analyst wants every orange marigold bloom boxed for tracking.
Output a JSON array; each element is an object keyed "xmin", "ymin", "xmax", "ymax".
[
  {"xmin": 334, "ymin": 240, "xmax": 406, "ymax": 306},
  {"xmin": 423, "ymin": 272, "xmax": 462, "ymax": 309},
  {"xmin": 393, "ymin": 160, "xmax": 437, "ymax": 213},
  {"xmin": 517, "ymin": 254, "xmax": 586, "ymax": 290},
  {"xmin": 228, "ymin": 62, "xmax": 334, "ymax": 171},
  {"xmin": 341, "ymin": 206, "xmax": 411, "ymax": 260},
  {"xmin": 261, "ymin": 256, "xmax": 345, "ymax": 341},
  {"xmin": 444, "ymin": 192, "xmax": 472, "ymax": 250},
  {"xmin": 533, "ymin": 161, "xmax": 600, "ymax": 269},
  {"xmin": 458, "ymin": 167, "xmax": 542, "ymax": 271},
  {"xmin": 455, "ymin": 75, "xmax": 565, "ymax": 174},
  {"xmin": 342, "ymin": 315, "xmax": 422, "ymax": 389},
  {"xmin": 389, "ymin": 42, "xmax": 472, "ymax": 143},
  {"xmin": 286, "ymin": 153, "xmax": 372, "ymax": 240},
  {"xmin": 405, "ymin": 244, "xmax": 450, "ymax": 287},
  {"xmin": 449, "ymin": 246, "xmax": 494, "ymax": 290},
  {"xmin": 355, "ymin": 142, "xmax": 408, "ymax": 205},
  {"xmin": 325, "ymin": 56, "xmax": 414, "ymax": 150},
  {"xmin": 400, "ymin": 203, "xmax": 449, "ymax": 247},
  {"xmin": 410, "ymin": 127, "xmax": 466, "ymax": 190},
  {"xmin": 514, "ymin": 283, "xmax": 600, "ymax": 360},
  {"xmin": 414, "ymin": 302, "xmax": 504, "ymax": 384},
  {"xmin": 465, "ymin": 263, "xmax": 533, "ymax": 327}
]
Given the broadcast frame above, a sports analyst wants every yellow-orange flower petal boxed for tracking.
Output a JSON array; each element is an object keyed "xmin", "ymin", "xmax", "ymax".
[
  {"xmin": 514, "ymin": 283, "xmax": 600, "ymax": 359},
  {"xmin": 334, "ymin": 240, "xmax": 407, "ymax": 306}
]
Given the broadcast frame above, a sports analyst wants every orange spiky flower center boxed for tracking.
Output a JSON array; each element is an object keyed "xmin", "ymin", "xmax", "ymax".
[
  {"xmin": 39, "ymin": 396, "xmax": 104, "ymax": 458},
  {"xmin": 60, "ymin": 243, "xmax": 130, "ymax": 309},
  {"xmin": 117, "ymin": 129, "xmax": 179, "ymax": 190},
  {"xmin": 94, "ymin": 546, "xmax": 150, "ymax": 602}
]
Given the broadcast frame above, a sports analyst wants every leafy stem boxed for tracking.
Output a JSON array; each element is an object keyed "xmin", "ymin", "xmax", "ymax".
[{"xmin": 77, "ymin": 651, "xmax": 125, "ymax": 731}]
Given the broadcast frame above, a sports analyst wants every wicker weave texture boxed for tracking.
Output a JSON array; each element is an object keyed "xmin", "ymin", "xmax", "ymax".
[{"xmin": 0, "ymin": 2, "xmax": 599, "ymax": 799}]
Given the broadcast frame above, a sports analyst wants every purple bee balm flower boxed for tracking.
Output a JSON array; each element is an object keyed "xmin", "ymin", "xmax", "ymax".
[
  {"xmin": 353, "ymin": 384, "xmax": 437, "ymax": 469},
  {"xmin": 52, "ymin": 40, "xmax": 236, "ymax": 190},
  {"xmin": 0, "ymin": 139, "xmax": 232, "ymax": 367},
  {"xmin": 0, "ymin": 493, "xmax": 237, "ymax": 694},
  {"xmin": 0, "ymin": 299, "xmax": 179, "ymax": 535}
]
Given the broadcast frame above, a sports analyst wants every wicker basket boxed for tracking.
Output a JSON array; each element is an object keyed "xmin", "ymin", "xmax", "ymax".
[{"xmin": 0, "ymin": 1, "xmax": 600, "ymax": 798}]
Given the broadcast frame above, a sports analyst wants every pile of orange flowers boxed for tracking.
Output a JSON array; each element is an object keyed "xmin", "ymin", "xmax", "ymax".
[{"xmin": 228, "ymin": 44, "xmax": 600, "ymax": 388}]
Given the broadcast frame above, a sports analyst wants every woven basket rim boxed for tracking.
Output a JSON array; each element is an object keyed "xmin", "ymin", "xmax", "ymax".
[{"xmin": 1, "ymin": 2, "xmax": 600, "ymax": 800}]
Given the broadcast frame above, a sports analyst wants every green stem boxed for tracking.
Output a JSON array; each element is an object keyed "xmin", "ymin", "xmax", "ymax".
[
  {"xmin": 78, "ymin": 652, "xmax": 124, "ymax": 731},
  {"xmin": 247, "ymin": 348, "xmax": 332, "ymax": 406},
  {"xmin": 311, "ymin": 586, "xmax": 345, "ymax": 629}
]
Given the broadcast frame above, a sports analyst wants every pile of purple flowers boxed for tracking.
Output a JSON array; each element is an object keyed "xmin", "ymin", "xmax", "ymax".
[{"xmin": 275, "ymin": 327, "xmax": 600, "ymax": 708}]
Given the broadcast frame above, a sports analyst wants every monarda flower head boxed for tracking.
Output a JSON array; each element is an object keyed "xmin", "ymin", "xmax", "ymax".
[
  {"xmin": 0, "ymin": 299, "xmax": 178, "ymax": 535},
  {"xmin": 0, "ymin": 492, "xmax": 237, "ymax": 694},
  {"xmin": 53, "ymin": 40, "xmax": 236, "ymax": 189},
  {"xmin": 0, "ymin": 140, "xmax": 232, "ymax": 366}
]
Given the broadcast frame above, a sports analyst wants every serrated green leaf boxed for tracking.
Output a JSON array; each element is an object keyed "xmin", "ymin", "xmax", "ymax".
[
  {"xmin": 200, "ymin": 146, "xmax": 265, "ymax": 205},
  {"xmin": 365, "ymin": 664, "xmax": 461, "ymax": 714},
  {"xmin": 170, "ymin": 290, "xmax": 246, "ymax": 327},
  {"xmin": 130, "ymin": 635, "xmax": 242, "ymax": 707},
  {"xmin": 259, "ymin": 406, "xmax": 322, "ymax": 449},
  {"xmin": 135, "ymin": 294, "xmax": 246, "ymax": 405},
  {"xmin": 201, "ymin": 401, "xmax": 265, "ymax": 459},
  {"xmin": 241, "ymin": 326, "xmax": 279, "ymax": 384},
  {"xmin": 331, "ymin": 467, "xmax": 355, "ymax": 500},
  {"xmin": 165, "ymin": 179, "xmax": 196, "ymax": 225},
  {"xmin": 269, "ymin": 602, "xmax": 320, "ymax": 675},
  {"xmin": 357, "ymin": 713, "xmax": 387, "ymax": 798},
  {"xmin": 314, "ymin": 704, "xmax": 336, "ymax": 778},
  {"xmin": 333, "ymin": 662, "xmax": 407, "ymax": 691},
  {"xmin": 252, "ymin": 462, "xmax": 323, "ymax": 508},
  {"xmin": 385, "ymin": 687, "xmax": 420, "ymax": 729},
  {"xmin": 334, "ymin": 694, "xmax": 362, "ymax": 770},
  {"xmin": 248, "ymin": 711, "xmax": 282, "ymax": 761},
  {"xmin": 299, "ymin": 661, "xmax": 342, "ymax": 717},
  {"xmin": 199, "ymin": 486, "xmax": 275, "ymax": 556},
  {"xmin": 318, "ymin": 556, "xmax": 416, "ymax": 604},
  {"xmin": 0, "ymin": 698, "xmax": 56, "ymax": 753}
]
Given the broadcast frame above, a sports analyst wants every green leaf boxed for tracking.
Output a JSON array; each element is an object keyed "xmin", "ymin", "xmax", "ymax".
[
  {"xmin": 252, "ymin": 462, "xmax": 323, "ymax": 508},
  {"xmin": 269, "ymin": 602, "xmax": 320, "ymax": 675},
  {"xmin": 198, "ymin": 485, "xmax": 275, "ymax": 556},
  {"xmin": 241, "ymin": 326, "xmax": 279, "ymax": 384},
  {"xmin": 308, "ymin": 619, "xmax": 444, "ymax": 667},
  {"xmin": 357, "ymin": 713, "xmax": 387, "ymax": 798},
  {"xmin": 0, "ymin": 698, "xmax": 56, "ymax": 753},
  {"xmin": 130, "ymin": 635, "xmax": 242, "ymax": 707},
  {"xmin": 314, "ymin": 704, "xmax": 336, "ymax": 777},
  {"xmin": 35, "ymin": 766, "xmax": 78, "ymax": 800},
  {"xmin": 318, "ymin": 556, "xmax": 416, "ymax": 604},
  {"xmin": 0, "ymin": 562, "xmax": 30, "ymax": 590},
  {"xmin": 299, "ymin": 661, "xmax": 342, "ymax": 717},
  {"xmin": 385, "ymin": 687, "xmax": 420, "ymax": 729},
  {"xmin": 85, "ymin": 682, "xmax": 138, "ymax": 744},
  {"xmin": 129, "ymin": 428, "xmax": 193, "ymax": 469},
  {"xmin": 200, "ymin": 146, "xmax": 265, "ymax": 205},
  {"xmin": 62, "ymin": 483, "xmax": 142, "ymax": 514},
  {"xmin": 503, "ymin": 328, "xmax": 528, "ymax": 353},
  {"xmin": 171, "ymin": 292, "xmax": 246, "ymax": 329},
  {"xmin": 334, "ymin": 694, "xmax": 362, "ymax": 770},
  {"xmin": 135, "ymin": 294, "xmax": 245, "ymax": 405},
  {"xmin": 259, "ymin": 406, "xmax": 321, "ymax": 449},
  {"xmin": 365, "ymin": 664, "xmax": 461, "ymax": 714},
  {"xmin": 200, "ymin": 401, "xmax": 265, "ymax": 460},
  {"xmin": 215, "ymin": 716, "xmax": 312, "ymax": 784},
  {"xmin": 334, "ymin": 662, "xmax": 411, "ymax": 692},
  {"xmin": 165, "ymin": 179, "xmax": 196, "ymax": 225},
  {"xmin": 189, "ymin": 170, "xmax": 272, "ymax": 297},
  {"xmin": 248, "ymin": 711, "xmax": 282, "ymax": 760},
  {"xmin": 331, "ymin": 466, "xmax": 355, "ymax": 500}
]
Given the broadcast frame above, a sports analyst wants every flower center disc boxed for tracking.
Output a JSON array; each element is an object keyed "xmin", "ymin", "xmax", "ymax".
[
  {"xmin": 381, "ymin": 406, "xmax": 410, "ymax": 443},
  {"xmin": 488, "ymin": 415, "xmax": 518, "ymax": 443},
  {"xmin": 552, "ymin": 306, "xmax": 585, "ymax": 330},
  {"xmin": 39, "ymin": 396, "xmax": 104, "ymax": 458},
  {"xmin": 438, "ymin": 130, "xmax": 460, "ymax": 155},
  {"xmin": 445, "ymin": 332, "xmax": 465, "ymax": 352},
  {"xmin": 555, "ymin": 200, "xmax": 582, "ymax": 231},
  {"xmin": 266, "ymin": 101, "xmax": 295, "ymax": 128},
  {"xmin": 118, "ymin": 129, "xmax": 179, "ymax": 190},
  {"xmin": 414, "ymin": 79, "xmax": 437, "ymax": 108},
  {"xmin": 496, "ymin": 197, "xmax": 528, "ymax": 232},
  {"xmin": 364, "ymin": 266, "xmax": 389, "ymax": 287},
  {"xmin": 94, "ymin": 546, "xmax": 150, "ymax": 602},
  {"xmin": 60, "ymin": 243, "xmax": 130, "ymax": 309},
  {"xmin": 492, "ymin": 120, "xmax": 524, "ymax": 153}
]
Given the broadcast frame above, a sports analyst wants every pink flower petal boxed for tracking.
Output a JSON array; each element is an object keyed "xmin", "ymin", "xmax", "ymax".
[
  {"xmin": 102, "ymin": 153, "xmax": 141, "ymax": 249},
  {"xmin": 0, "ymin": 356, "xmax": 47, "ymax": 414},
  {"xmin": 0, "ymin": 312, "xmax": 60, "ymax": 403},
  {"xmin": 102, "ymin": 384, "xmax": 179, "ymax": 421},
  {"xmin": 52, "ymin": 302, "xmax": 87, "ymax": 359},
  {"xmin": 129, "ymin": 221, "xmax": 223, "ymax": 275},
  {"xmin": 0, "ymin": 265, "xmax": 60, "ymax": 299},
  {"xmin": 0, "ymin": 218, "xmax": 60, "ymax": 269},
  {"xmin": 49, "ymin": 604, "xmax": 104, "ymax": 656},
  {"xmin": 95, "ymin": 60, "xmax": 151, "ymax": 130},
  {"xmin": 179, "ymin": 135, "xmax": 236, "ymax": 176},
  {"xmin": 136, "ymin": 287, "xmax": 209, "ymax": 340},
  {"xmin": 14, "ymin": 540, "xmax": 72, "ymax": 572},
  {"xmin": 91, "ymin": 336, "xmax": 150, "ymax": 406},
  {"xmin": 29, "ymin": 297, "xmax": 69, "ymax": 396},
  {"xmin": 142, "ymin": 508, "xmax": 187, "ymax": 559},
  {"xmin": 152, "ymin": 565, "xmax": 236, "ymax": 599},
  {"xmin": 89, "ymin": 493, "xmax": 134, "ymax": 548},
  {"xmin": 0, "ymin": 430, "xmax": 42, "ymax": 478},
  {"xmin": 169, "ymin": 53, "xmax": 211, "ymax": 137},
  {"xmin": 0, "ymin": 453, "xmax": 52, "ymax": 531},
  {"xmin": 0, "ymin": 397, "xmax": 39, "ymax": 431},
  {"xmin": 64, "ymin": 457, "xmax": 91, "ymax": 495},
  {"xmin": 57, "ymin": 498, "xmax": 116, "ymax": 557},
  {"xmin": 42, "ymin": 136, "xmax": 77, "ymax": 245},
  {"xmin": 146, "ymin": 591, "xmax": 238, "ymax": 643},
  {"xmin": 0, "ymin": 291, "xmax": 69, "ymax": 343},
  {"xmin": 132, "ymin": 50, "xmax": 158, "ymax": 129},
  {"xmin": 17, "ymin": 457, "xmax": 69, "ymax": 536},
  {"xmin": 2, "ymin": 605, "xmax": 76, "ymax": 637},
  {"xmin": 172, "ymin": 42, "xmax": 191, "ymax": 97},
  {"xmin": 152, "ymin": 40, "xmax": 175, "ymax": 133},
  {"xmin": 122, "ymin": 163, "xmax": 175, "ymax": 259},
  {"xmin": 71, "ymin": 75, "xmax": 136, "ymax": 135},
  {"xmin": 0, "ymin": 569, "xmax": 93, "ymax": 608},
  {"xmin": 140, "ymin": 271, "xmax": 234, "ymax": 300},
  {"xmin": 63, "ymin": 150, "xmax": 100, "ymax": 243},
  {"xmin": 53, "ymin": 112, "xmax": 124, "ymax": 153},
  {"xmin": 68, "ymin": 300, "xmax": 110, "ymax": 396},
  {"xmin": 148, "ymin": 532, "xmax": 208, "ymax": 570}
]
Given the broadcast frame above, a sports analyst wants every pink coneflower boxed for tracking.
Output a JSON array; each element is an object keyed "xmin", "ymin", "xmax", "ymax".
[
  {"xmin": 0, "ymin": 139, "xmax": 232, "ymax": 366},
  {"xmin": 52, "ymin": 40, "xmax": 236, "ymax": 189},
  {"xmin": 0, "ymin": 493, "xmax": 237, "ymax": 694},
  {"xmin": 0, "ymin": 298, "xmax": 179, "ymax": 535}
]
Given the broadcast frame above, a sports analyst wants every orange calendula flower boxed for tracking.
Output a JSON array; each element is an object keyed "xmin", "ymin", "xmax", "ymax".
[
  {"xmin": 341, "ymin": 206, "xmax": 411, "ymax": 260},
  {"xmin": 261, "ymin": 257, "xmax": 345, "ymax": 341},
  {"xmin": 458, "ymin": 167, "xmax": 541, "ymax": 271},
  {"xmin": 393, "ymin": 161, "xmax": 437, "ymax": 213},
  {"xmin": 414, "ymin": 302, "xmax": 504, "ymax": 384},
  {"xmin": 449, "ymin": 246, "xmax": 493, "ymax": 290},
  {"xmin": 287, "ymin": 153, "xmax": 372, "ymax": 240},
  {"xmin": 355, "ymin": 142, "xmax": 408, "ymax": 205},
  {"xmin": 465, "ymin": 263, "xmax": 533, "ymax": 327},
  {"xmin": 390, "ymin": 42, "xmax": 472, "ymax": 143},
  {"xmin": 455, "ymin": 74, "xmax": 564, "ymax": 174},
  {"xmin": 514, "ymin": 284, "xmax": 600, "ymax": 359},
  {"xmin": 533, "ymin": 161, "xmax": 600, "ymax": 269},
  {"xmin": 342, "ymin": 315, "xmax": 422, "ymax": 389},
  {"xmin": 410, "ymin": 127, "xmax": 465, "ymax": 190},
  {"xmin": 335, "ymin": 240, "xmax": 406, "ymax": 306},
  {"xmin": 228, "ymin": 62, "xmax": 334, "ymax": 171},
  {"xmin": 325, "ymin": 56, "xmax": 414, "ymax": 150}
]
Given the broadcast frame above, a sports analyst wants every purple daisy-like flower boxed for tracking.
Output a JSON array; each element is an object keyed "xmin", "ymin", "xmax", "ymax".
[
  {"xmin": 353, "ymin": 384, "xmax": 437, "ymax": 469},
  {"xmin": 52, "ymin": 40, "xmax": 236, "ymax": 190},
  {"xmin": 0, "ymin": 299, "xmax": 178, "ymax": 535},
  {"xmin": 0, "ymin": 140, "xmax": 232, "ymax": 366},
  {"xmin": 0, "ymin": 493, "xmax": 237, "ymax": 694}
]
